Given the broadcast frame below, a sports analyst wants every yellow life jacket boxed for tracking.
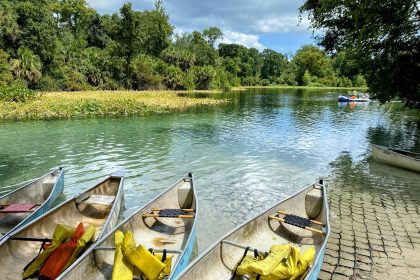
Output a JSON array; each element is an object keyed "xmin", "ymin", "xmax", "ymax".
[
  {"xmin": 112, "ymin": 230, "xmax": 133, "ymax": 280},
  {"xmin": 23, "ymin": 224, "xmax": 75, "ymax": 279},
  {"xmin": 153, "ymin": 251, "xmax": 173, "ymax": 278},
  {"xmin": 122, "ymin": 231, "xmax": 166, "ymax": 280},
  {"xmin": 63, "ymin": 224, "xmax": 96, "ymax": 272},
  {"xmin": 291, "ymin": 246, "xmax": 315, "ymax": 280},
  {"xmin": 262, "ymin": 246, "xmax": 315, "ymax": 280},
  {"xmin": 249, "ymin": 245, "xmax": 291, "ymax": 276}
]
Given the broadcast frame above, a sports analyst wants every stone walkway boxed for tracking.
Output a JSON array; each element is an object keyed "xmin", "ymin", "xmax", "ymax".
[{"xmin": 318, "ymin": 182, "xmax": 420, "ymax": 280}]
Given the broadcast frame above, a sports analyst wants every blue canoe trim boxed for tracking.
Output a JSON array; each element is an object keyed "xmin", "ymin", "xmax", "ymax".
[
  {"xmin": 171, "ymin": 222, "xmax": 197, "ymax": 279},
  {"xmin": 304, "ymin": 180, "xmax": 331, "ymax": 279},
  {"xmin": 170, "ymin": 172, "xmax": 198, "ymax": 279}
]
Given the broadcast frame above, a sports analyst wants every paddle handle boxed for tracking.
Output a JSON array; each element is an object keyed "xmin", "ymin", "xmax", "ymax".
[
  {"xmin": 277, "ymin": 210, "xmax": 325, "ymax": 226},
  {"xmin": 269, "ymin": 216, "xmax": 325, "ymax": 235}
]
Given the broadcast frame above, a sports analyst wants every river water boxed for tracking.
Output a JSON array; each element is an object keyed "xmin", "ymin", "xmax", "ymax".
[{"xmin": 0, "ymin": 88, "xmax": 419, "ymax": 251}]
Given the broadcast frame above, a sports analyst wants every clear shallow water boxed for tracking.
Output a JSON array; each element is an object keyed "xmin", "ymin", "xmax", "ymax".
[{"xmin": 0, "ymin": 88, "xmax": 419, "ymax": 251}]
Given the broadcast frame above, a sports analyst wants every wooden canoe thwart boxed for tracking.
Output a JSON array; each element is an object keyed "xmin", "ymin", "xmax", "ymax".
[
  {"xmin": 372, "ymin": 144, "xmax": 420, "ymax": 173},
  {"xmin": 58, "ymin": 173, "xmax": 197, "ymax": 280},
  {"xmin": 0, "ymin": 170, "xmax": 125, "ymax": 280},
  {"xmin": 174, "ymin": 180, "xmax": 330, "ymax": 280},
  {"xmin": 0, "ymin": 168, "xmax": 65, "ymax": 240}
]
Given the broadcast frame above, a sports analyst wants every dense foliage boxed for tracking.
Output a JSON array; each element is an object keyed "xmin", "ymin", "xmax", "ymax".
[
  {"xmin": 300, "ymin": 0, "xmax": 419, "ymax": 108},
  {"xmin": 0, "ymin": 0, "xmax": 365, "ymax": 98}
]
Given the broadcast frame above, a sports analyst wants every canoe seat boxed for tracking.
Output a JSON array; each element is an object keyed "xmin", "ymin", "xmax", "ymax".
[
  {"xmin": 82, "ymin": 195, "xmax": 115, "ymax": 206},
  {"xmin": 0, "ymin": 203, "xmax": 38, "ymax": 213},
  {"xmin": 305, "ymin": 188, "xmax": 323, "ymax": 219},
  {"xmin": 143, "ymin": 208, "xmax": 195, "ymax": 218},
  {"xmin": 269, "ymin": 211, "xmax": 325, "ymax": 243}
]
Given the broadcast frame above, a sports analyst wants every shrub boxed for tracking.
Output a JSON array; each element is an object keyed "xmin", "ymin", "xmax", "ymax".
[
  {"xmin": 337, "ymin": 76, "xmax": 353, "ymax": 87},
  {"xmin": 211, "ymin": 68, "xmax": 230, "ymax": 90},
  {"xmin": 353, "ymin": 74, "xmax": 367, "ymax": 88},
  {"xmin": 130, "ymin": 55, "xmax": 163, "ymax": 89},
  {"xmin": 192, "ymin": 66, "xmax": 215, "ymax": 90},
  {"xmin": 34, "ymin": 75, "xmax": 64, "ymax": 91},
  {"xmin": 0, "ymin": 79, "xmax": 38, "ymax": 102},
  {"xmin": 260, "ymin": 79, "xmax": 270, "ymax": 86},
  {"xmin": 159, "ymin": 64, "xmax": 186, "ymax": 90}
]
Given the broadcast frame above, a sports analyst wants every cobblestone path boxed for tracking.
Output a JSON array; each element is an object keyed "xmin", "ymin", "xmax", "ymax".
[{"xmin": 319, "ymin": 180, "xmax": 420, "ymax": 280}]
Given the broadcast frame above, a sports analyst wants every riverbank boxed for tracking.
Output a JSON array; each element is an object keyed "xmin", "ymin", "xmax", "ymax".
[{"xmin": 0, "ymin": 90, "xmax": 224, "ymax": 120}]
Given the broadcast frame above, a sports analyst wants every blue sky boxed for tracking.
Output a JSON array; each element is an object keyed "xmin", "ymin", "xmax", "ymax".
[{"xmin": 87, "ymin": 0, "xmax": 317, "ymax": 54}]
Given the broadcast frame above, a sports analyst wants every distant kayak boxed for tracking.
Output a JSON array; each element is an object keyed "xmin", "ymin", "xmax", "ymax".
[{"xmin": 338, "ymin": 95, "xmax": 370, "ymax": 102}]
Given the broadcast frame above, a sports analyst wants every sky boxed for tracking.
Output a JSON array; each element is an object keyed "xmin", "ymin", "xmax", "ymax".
[{"xmin": 87, "ymin": 0, "xmax": 317, "ymax": 54}]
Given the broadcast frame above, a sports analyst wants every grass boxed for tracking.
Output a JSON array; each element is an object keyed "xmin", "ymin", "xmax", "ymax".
[{"xmin": 0, "ymin": 90, "xmax": 225, "ymax": 120}]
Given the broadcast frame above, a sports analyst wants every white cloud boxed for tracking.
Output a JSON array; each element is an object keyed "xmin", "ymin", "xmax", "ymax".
[
  {"xmin": 218, "ymin": 31, "xmax": 265, "ymax": 51},
  {"xmin": 256, "ymin": 15, "xmax": 310, "ymax": 33},
  {"xmin": 87, "ymin": 0, "xmax": 315, "ymax": 52}
]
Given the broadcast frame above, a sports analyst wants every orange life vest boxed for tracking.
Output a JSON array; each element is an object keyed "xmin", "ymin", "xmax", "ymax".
[{"xmin": 39, "ymin": 222, "xmax": 85, "ymax": 279}]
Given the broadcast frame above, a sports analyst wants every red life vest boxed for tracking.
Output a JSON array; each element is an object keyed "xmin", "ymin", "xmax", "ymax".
[{"xmin": 39, "ymin": 222, "xmax": 85, "ymax": 279}]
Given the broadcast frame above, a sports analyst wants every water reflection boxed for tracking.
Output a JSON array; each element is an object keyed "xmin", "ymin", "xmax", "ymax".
[{"xmin": 0, "ymin": 88, "xmax": 418, "ymax": 251}]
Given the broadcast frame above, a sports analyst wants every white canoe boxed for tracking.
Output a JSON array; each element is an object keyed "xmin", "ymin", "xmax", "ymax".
[
  {"xmin": 58, "ymin": 173, "xmax": 197, "ymax": 280},
  {"xmin": 0, "ymin": 170, "xmax": 124, "ymax": 279},
  {"xmin": 372, "ymin": 144, "xmax": 420, "ymax": 173},
  {"xmin": 0, "ymin": 168, "xmax": 64, "ymax": 240},
  {"xmin": 175, "ymin": 179, "xmax": 330, "ymax": 280}
]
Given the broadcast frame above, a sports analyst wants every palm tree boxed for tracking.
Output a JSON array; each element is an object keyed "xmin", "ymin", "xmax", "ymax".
[{"xmin": 10, "ymin": 47, "xmax": 42, "ymax": 83}]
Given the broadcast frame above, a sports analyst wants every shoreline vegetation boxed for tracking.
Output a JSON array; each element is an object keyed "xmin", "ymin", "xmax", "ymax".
[
  {"xmin": 0, "ymin": 0, "xmax": 369, "ymax": 104},
  {"xmin": 0, "ymin": 86, "xmax": 369, "ymax": 120},
  {"xmin": 0, "ymin": 90, "xmax": 224, "ymax": 120}
]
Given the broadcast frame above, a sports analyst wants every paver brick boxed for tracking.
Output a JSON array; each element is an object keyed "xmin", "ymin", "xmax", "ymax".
[
  {"xmin": 334, "ymin": 266, "xmax": 354, "ymax": 277},
  {"xmin": 318, "ymin": 270, "xmax": 333, "ymax": 280},
  {"xmin": 356, "ymin": 255, "xmax": 372, "ymax": 264},
  {"xmin": 339, "ymin": 258, "xmax": 354, "ymax": 268},
  {"xmin": 321, "ymin": 263, "xmax": 336, "ymax": 274}
]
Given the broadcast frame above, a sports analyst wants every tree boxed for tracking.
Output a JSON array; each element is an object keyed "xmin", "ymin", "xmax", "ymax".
[
  {"xmin": 292, "ymin": 45, "xmax": 335, "ymax": 86},
  {"xmin": 0, "ymin": 50, "xmax": 13, "ymax": 87},
  {"xmin": 202, "ymin": 27, "xmax": 223, "ymax": 48},
  {"xmin": 261, "ymin": 49, "xmax": 288, "ymax": 82},
  {"xmin": 190, "ymin": 31, "xmax": 218, "ymax": 66},
  {"xmin": 10, "ymin": 47, "xmax": 42, "ymax": 84},
  {"xmin": 300, "ymin": 0, "xmax": 420, "ymax": 107},
  {"xmin": 161, "ymin": 46, "xmax": 195, "ymax": 71}
]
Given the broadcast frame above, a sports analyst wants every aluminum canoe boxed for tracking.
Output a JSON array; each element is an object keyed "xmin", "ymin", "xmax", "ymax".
[
  {"xmin": 372, "ymin": 144, "xmax": 420, "ymax": 173},
  {"xmin": 58, "ymin": 173, "xmax": 197, "ymax": 280},
  {"xmin": 0, "ymin": 170, "xmax": 125, "ymax": 279},
  {"xmin": 174, "ymin": 179, "xmax": 330, "ymax": 280},
  {"xmin": 0, "ymin": 167, "xmax": 64, "ymax": 240}
]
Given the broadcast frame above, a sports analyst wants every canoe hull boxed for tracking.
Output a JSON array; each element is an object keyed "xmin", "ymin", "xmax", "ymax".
[
  {"xmin": 174, "ymin": 180, "xmax": 330, "ymax": 280},
  {"xmin": 0, "ymin": 171, "xmax": 124, "ymax": 279},
  {"xmin": 172, "ymin": 224, "xmax": 196, "ymax": 279},
  {"xmin": 307, "ymin": 247, "xmax": 326, "ymax": 280},
  {"xmin": 59, "ymin": 173, "xmax": 197, "ymax": 280},
  {"xmin": 0, "ymin": 168, "xmax": 65, "ymax": 240},
  {"xmin": 372, "ymin": 144, "xmax": 420, "ymax": 173}
]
